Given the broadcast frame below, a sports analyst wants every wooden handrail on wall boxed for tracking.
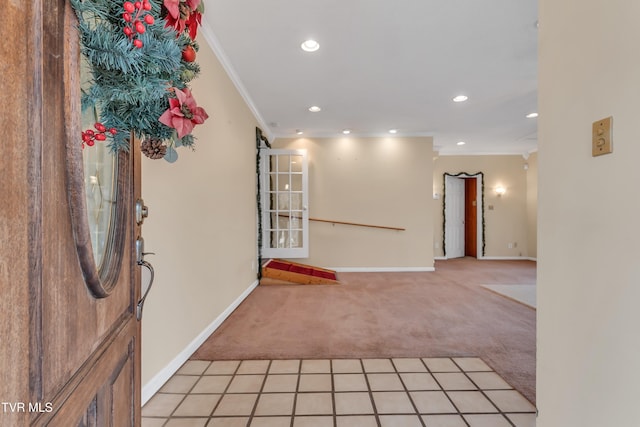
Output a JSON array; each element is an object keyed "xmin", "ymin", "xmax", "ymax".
[
  {"xmin": 276, "ymin": 213, "xmax": 405, "ymax": 231},
  {"xmin": 309, "ymin": 217, "xmax": 405, "ymax": 231}
]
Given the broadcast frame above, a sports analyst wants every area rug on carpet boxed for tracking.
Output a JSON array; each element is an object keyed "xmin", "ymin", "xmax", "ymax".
[
  {"xmin": 481, "ymin": 284, "xmax": 536, "ymax": 309},
  {"xmin": 192, "ymin": 259, "xmax": 537, "ymax": 404}
]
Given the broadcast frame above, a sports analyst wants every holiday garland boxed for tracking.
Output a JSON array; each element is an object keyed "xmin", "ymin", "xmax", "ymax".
[{"xmin": 70, "ymin": 0, "xmax": 209, "ymax": 161}]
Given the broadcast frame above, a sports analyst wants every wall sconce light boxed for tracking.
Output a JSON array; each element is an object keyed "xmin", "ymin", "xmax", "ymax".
[{"xmin": 495, "ymin": 186, "xmax": 506, "ymax": 197}]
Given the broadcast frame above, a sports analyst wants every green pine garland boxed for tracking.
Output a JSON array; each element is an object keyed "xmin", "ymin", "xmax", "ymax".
[{"xmin": 71, "ymin": 0, "xmax": 206, "ymax": 160}]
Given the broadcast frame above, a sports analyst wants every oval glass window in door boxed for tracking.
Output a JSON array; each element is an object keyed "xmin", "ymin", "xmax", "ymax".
[{"xmin": 65, "ymin": 25, "xmax": 129, "ymax": 298}]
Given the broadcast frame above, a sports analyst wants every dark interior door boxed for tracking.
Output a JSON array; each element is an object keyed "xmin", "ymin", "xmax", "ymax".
[
  {"xmin": 2, "ymin": 2, "xmax": 142, "ymax": 426},
  {"xmin": 464, "ymin": 178, "xmax": 478, "ymax": 257}
]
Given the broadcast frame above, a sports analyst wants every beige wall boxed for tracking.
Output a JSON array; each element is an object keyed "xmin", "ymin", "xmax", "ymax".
[
  {"xmin": 433, "ymin": 155, "xmax": 530, "ymax": 258},
  {"xmin": 141, "ymin": 37, "xmax": 259, "ymax": 386},
  {"xmin": 273, "ymin": 137, "xmax": 434, "ymax": 269},
  {"xmin": 538, "ymin": 1, "xmax": 640, "ymax": 425},
  {"xmin": 525, "ymin": 152, "xmax": 537, "ymax": 258}
]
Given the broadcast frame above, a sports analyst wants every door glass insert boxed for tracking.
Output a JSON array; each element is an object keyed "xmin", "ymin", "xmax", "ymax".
[
  {"xmin": 262, "ymin": 150, "xmax": 308, "ymax": 258},
  {"xmin": 82, "ymin": 136, "xmax": 118, "ymax": 267},
  {"xmin": 65, "ymin": 46, "xmax": 128, "ymax": 298},
  {"xmin": 81, "ymin": 58, "xmax": 119, "ymax": 269}
]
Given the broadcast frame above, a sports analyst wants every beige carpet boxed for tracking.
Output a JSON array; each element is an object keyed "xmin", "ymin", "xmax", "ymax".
[{"xmin": 192, "ymin": 258, "xmax": 537, "ymax": 404}]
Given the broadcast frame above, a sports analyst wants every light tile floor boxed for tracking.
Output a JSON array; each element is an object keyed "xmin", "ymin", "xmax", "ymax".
[{"xmin": 142, "ymin": 358, "xmax": 536, "ymax": 427}]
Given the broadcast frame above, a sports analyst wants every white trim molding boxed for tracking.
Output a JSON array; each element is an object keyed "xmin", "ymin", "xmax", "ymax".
[
  {"xmin": 435, "ymin": 256, "xmax": 536, "ymax": 262},
  {"xmin": 141, "ymin": 279, "xmax": 259, "ymax": 405},
  {"xmin": 331, "ymin": 267, "xmax": 435, "ymax": 273},
  {"xmin": 199, "ymin": 15, "xmax": 272, "ymax": 141}
]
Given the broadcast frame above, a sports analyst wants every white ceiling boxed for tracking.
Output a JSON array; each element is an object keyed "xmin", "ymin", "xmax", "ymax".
[{"xmin": 201, "ymin": 0, "xmax": 538, "ymax": 155}]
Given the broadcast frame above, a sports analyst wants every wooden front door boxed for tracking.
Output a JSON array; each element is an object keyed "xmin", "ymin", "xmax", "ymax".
[
  {"xmin": 464, "ymin": 178, "xmax": 478, "ymax": 258},
  {"xmin": 2, "ymin": 1, "xmax": 142, "ymax": 426}
]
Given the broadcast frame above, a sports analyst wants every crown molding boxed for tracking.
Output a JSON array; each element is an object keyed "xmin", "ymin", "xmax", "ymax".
[{"xmin": 199, "ymin": 15, "xmax": 273, "ymax": 141}]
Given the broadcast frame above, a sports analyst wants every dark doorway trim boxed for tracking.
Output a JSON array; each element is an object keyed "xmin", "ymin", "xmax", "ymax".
[{"xmin": 443, "ymin": 172, "xmax": 485, "ymax": 257}]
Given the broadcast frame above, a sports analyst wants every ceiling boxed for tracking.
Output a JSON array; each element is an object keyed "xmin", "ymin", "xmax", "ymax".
[{"xmin": 201, "ymin": 0, "xmax": 538, "ymax": 155}]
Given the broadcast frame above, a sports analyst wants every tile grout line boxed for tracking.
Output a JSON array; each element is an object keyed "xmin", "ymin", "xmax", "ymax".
[
  {"xmin": 205, "ymin": 360, "xmax": 241, "ymax": 424},
  {"xmin": 398, "ymin": 358, "xmax": 429, "ymax": 427},
  {"xmin": 246, "ymin": 359, "xmax": 272, "ymax": 426},
  {"xmin": 169, "ymin": 360, "xmax": 212, "ymax": 422},
  {"xmin": 358, "ymin": 358, "xmax": 382, "ymax": 427},
  {"xmin": 450, "ymin": 357, "xmax": 519, "ymax": 427},
  {"xmin": 423, "ymin": 357, "xmax": 471, "ymax": 427},
  {"xmin": 291, "ymin": 359, "xmax": 302, "ymax": 427},
  {"xmin": 331, "ymin": 360, "xmax": 337, "ymax": 427}
]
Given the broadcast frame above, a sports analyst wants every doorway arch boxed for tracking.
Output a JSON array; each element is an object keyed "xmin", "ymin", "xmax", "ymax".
[{"xmin": 443, "ymin": 172, "xmax": 485, "ymax": 258}]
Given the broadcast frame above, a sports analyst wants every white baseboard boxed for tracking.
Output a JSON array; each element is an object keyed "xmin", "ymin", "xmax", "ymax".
[
  {"xmin": 435, "ymin": 256, "xmax": 536, "ymax": 261},
  {"xmin": 141, "ymin": 279, "xmax": 259, "ymax": 405},
  {"xmin": 479, "ymin": 256, "xmax": 535, "ymax": 261},
  {"xmin": 331, "ymin": 267, "xmax": 435, "ymax": 273}
]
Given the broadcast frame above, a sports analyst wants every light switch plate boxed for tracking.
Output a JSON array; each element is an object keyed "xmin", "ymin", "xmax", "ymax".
[{"xmin": 592, "ymin": 116, "xmax": 613, "ymax": 156}]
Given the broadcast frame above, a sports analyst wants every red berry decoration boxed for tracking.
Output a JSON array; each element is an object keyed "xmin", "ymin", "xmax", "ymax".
[
  {"xmin": 81, "ymin": 121, "xmax": 114, "ymax": 148},
  {"xmin": 122, "ymin": 0, "xmax": 154, "ymax": 47},
  {"xmin": 182, "ymin": 45, "xmax": 196, "ymax": 62}
]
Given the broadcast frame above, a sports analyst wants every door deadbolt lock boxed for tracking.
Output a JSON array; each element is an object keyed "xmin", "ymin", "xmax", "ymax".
[{"xmin": 135, "ymin": 198, "xmax": 149, "ymax": 225}]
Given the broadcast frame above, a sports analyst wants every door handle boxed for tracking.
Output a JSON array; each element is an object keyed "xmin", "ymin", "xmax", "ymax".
[
  {"xmin": 137, "ymin": 259, "xmax": 154, "ymax": 321},
  {"xmin": 135, "ymin": 236, "xmax": 155, "ymax": 321}
]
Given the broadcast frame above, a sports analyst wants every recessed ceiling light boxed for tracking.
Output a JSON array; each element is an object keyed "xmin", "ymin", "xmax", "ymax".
[
  {"xmin": 301, "ymin": 39, "xmax": 320, "ymax": 52},
  {"xmin": 453, "ymin": 95, "xmax": 469, "ymax": 103},
  {"xmin": 526, "ymin": 112, "xmax": 539, "ymax": 119},
  {"xmin": 296, "ymin": 130, "xmax": 304, "ymax": 135},
  {"xmin": 388, "ymin": 129, "xmax": 398, "ymax": 134},
  {"xmin": 342, "ymin": 129, "xmax": 351, "ymax": 135},
  {"xmin": 457, "ymin": 141, "xmax": 466, "ymax": 146},
  {"xmin": 308, "ymin": 106, "xmax": 321, "ymax": 112}
]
